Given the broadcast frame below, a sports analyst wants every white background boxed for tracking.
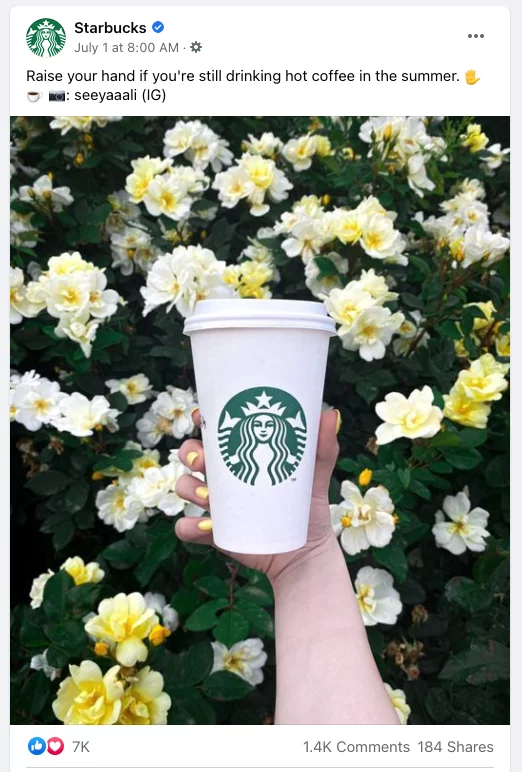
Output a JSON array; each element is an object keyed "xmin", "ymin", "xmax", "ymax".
[{"xmin": 7, "ymin": 2, "xmax": 515, "ymax": 772}]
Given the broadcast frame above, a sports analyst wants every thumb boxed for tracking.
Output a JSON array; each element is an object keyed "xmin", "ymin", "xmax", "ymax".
[{"xmin": 312, "ymin": 409, "xmax": 340, "ymax": 499}]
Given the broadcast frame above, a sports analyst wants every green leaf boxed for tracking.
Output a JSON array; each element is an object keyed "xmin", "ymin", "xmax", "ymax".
[
  {"xmin": 235, "ymin": 600, "xmax": 275, "ymax": 638},
  {"xmin": 235, "ymin": 585, "xmax": 273, "ymax": 606},
  {"xmin": 425, "ymin": 688, "xmax": 452, "ymax": 722},
  {"xmin": 42, "ymin": 571, "xmax": 75, "ymax": 622},
  {"xmin": 459, "ymin": 428, "xmax": 488, "ymax": 448},
  {"xmin": 25, "ymin": 470, "xmax": 70, "ymax": 496},
  {"xmin": 372, "ymin": 541, "xmax": 408, "ymax": 583},
  {"xmin": 439, "ymin": 321, "xmax": 461, "ymax": 341},
  {"xmin": 214, "ymin": 610, "xmax": 250, "ymax": 647},
  {"xmin": 163, "ymin": 641, "xmax": 214, "ymax": 689},
  {"xmin": 64, "ymin": 481, "xmax": 90, "ymax": 513},
  {"xmin": 355, "ymin": 380, "xmax": 379, "ymax": 405},
  {"xmin": 444, "ymin": 577, "xmax": 494, "ymax": 613},
  {"xmin": 430, "ymin": 431, "xmax": 462, "ymax": 449},
  {"xmin": 102, "ymin": 539, "xmax": 144, "ymax": 567},
  {"xmin": 19, "ymin": 671, "xmax": 51, "ymax": 717},
  {"xmin": 440, "ymin": 642, "xmax": 509, "ymax": 685},
  {"xmin": 402, "ymin": 293, "xmax": 425, "ymax": 310},
  {"xmin": 171, "ymin": 587, "xmax": 201, "ymax": 616},
  {"xmin": 48, "ymin": 619, "xmax": 88, "ymax": 655},
  {"xmin": 397, "ymin": 468, "xmax": 411, "ymax": 489},
  {"xmin": 134, "ymin": 531, "xmax": 177, "ymax": 586},
  {"xmin": 201, "ymin": 671, "xmax": 254, "ymax": 701},
  {"xmin": 185, "ymin": 600, "xmax": 229, "ymax": 632},
  {"xmin": 443, "ymin": 447, "xmax": 483, "ymax": 470},
  {"xmin": 485, "ymin": 455, "xmax": 509, "ymax": 488},
  {"xmin": 194, "ymin": 575, "xmax": 229, "ymax": 599}
]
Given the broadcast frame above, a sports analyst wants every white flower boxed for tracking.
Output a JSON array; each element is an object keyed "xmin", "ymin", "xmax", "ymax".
[
  {"xmin": 360, "ymin": 214, "xmax": 407, "ymax": 261},
  {"xmin": 10, "ymin": 266, "xmax": 43, "ymax": 323},
  {"xmin": 29, "ymin": 569, "xmax": 54, "ymax": 609},
  {"xmin": 214, "ymin": 154, "xmax": 292, "ymax": 217},
  {"xmin": 355, "ymin": 567, "xmax": 402, "ymax": 626},
  {"xmin": 163, "ymin": 120, "xmax": 233, "ymax": 172},
  {"xmin": 85, "ymin": 270, "xmax": 121, "ymax": 319},
  {"xmin": 142, "ymin": 173, "xmax": 193, "ymax": 221},
  {"xmin": 323, "ymin": 285, "xmax": 375, "ymax": 336},
  {"xmin": 243, "ymin": 132, "xmax": 282, "ymax": 157},
  {"xmin": 54, "ymin": 313, "xmax": 100, "ymax": 358},
  {"xmin": 330, "ymin": 481, "xmax": 396, "ymax": 556},
  {"xmin": 141, "ymin": 245, "xmax": 233, "ymax": 318},
  {"xmin": 432, "ymin": 490, "xmax": 490, "ymax": 555},
  {"xmin": 392, "ymin": 310, "xmax": 430, "ymax": 356},
  {"xmin": 375, "ymin": 386, "xmax": 443, "ymax": 445},
  {"xmin": 12, "ymin": 376, "xmax": 63, "ymax": 431},
  {"xmin": 356, "ymin": 268, "xmax": 398, "ymax": 303},
  {"xmin": 110, "ymin": 227, "xmax": 156, "ymax": 276},
  {"xmin": 211, "ymin": 638, "xmax": 267, "ymax": 686},
  {"xmin": 143, "ymin": 593, "xmax": 179, "ymax": 632},
  {"xmin": 19, "ymin": 174, "xmax": 74, "ymax": 212},
  {"xmin": 49, "ymin": 116, "xmax": 122, "ymax": 134},
  {"xmin": 30, "ymin": 650, "xmax": 61, "ymax": 681},
  {"xmin": 154, "ymin": 387, "xmax": 197, "ymax": 438},
  {"xmin": 53, "ymin": 393, "xmax": 119, "ymax": 437},
  {"xmin": 281, "ymin": 220, "xmax": 330, "ymax": 262},
  {"xmin": 106, "ymin": 374, "xmax": 153, "ymax": 405},
  {"xmin": 96, "ymin": 483, "xmax": 148, "ymax": 533},
  {"xmin": 459, "ymin": 225, "xmax": 510, "ymax": 269},
  {"xmin": 282, "ymin": 134, "xmax": 317, "ymax": 171},
  {"xmin": 10, "ymin": 209, "xmax": 38, "ymax": 248},
  {"xmin": 125, "ymin": 156, "xmax": 172, "ymax": 203},
  {"xmin": 481, "ymin": 143, "xmax": 510, "ymax": 172},
  {"xmin": 340, "ymin": 306, "xmax": 405, "ymax": 361},
  {"xmin": 305, "ymin": 253, "xmax": 348, "ymax": 298},
  {"xmin": 136, "ymin": 410, "xmax": 172, "ymax": 448},
  {"xmin": 384, "ymin": 683, "xmax": 411, "ymax": 724}
]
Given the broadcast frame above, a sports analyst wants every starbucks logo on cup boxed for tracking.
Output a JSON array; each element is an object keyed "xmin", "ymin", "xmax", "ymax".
[{"xmin": 218, "ymin": 387, "xmax": 307, "ymax": 487}]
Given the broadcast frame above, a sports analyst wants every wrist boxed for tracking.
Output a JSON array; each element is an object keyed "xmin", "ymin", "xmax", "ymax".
[{"xmin": 269, "ymin": 532, "xmax": 345, "ymax": 593}]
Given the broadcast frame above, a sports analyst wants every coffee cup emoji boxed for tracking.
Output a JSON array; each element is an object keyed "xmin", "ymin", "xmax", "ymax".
[{"xmin": 27, "ymin": 92, "xmax": 43, "ymax": 102}]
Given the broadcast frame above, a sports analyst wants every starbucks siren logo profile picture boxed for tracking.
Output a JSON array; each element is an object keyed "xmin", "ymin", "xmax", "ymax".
[
  {"xmin": 26, "ymin": 19, "xmax": 66, "ymax": 57},
  {"xmin": 218, "ymin": 387, "xmax": 307, "ymax": 486}
]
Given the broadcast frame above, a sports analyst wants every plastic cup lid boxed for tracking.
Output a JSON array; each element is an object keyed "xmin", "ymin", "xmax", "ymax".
[{"xmin": 183, "ymin": 299, "xmax": 336, "ymax": 335}]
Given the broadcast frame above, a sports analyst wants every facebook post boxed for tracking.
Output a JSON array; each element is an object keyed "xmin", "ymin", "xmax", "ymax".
[{"xmin": 9, "ymin": 5, "xmax": 511, "ymax": 772}]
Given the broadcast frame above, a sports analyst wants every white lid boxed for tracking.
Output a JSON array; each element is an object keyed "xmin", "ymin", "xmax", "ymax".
[{"xmin": 184, "ymin": 299, "xmax": 336, "ymax": 335}]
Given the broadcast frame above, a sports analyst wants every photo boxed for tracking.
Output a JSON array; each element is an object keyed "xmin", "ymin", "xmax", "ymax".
[{"xmin": 10, "ymin": 115, "xmax": 510, "ymax": 726}]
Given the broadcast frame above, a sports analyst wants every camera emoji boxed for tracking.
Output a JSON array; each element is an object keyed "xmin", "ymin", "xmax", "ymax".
[{"xmin": 49, "ymin": 90, "xmax": 66, "ymax": 101}]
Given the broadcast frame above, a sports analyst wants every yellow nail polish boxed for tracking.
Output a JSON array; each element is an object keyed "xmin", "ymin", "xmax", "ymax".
[
  {"xmin": 190, "ymin": 407, "xmax": 200, "ymax": 418},
  {"xmin": 195, "ymin": 486, "xmax": 209, "ymax": 500},
  {"xmin": 197, "ymin": 519, "xmax": 213, "ymax": 532},
  {"xmin": 187, "ymin": 451, "xmax": 199, "ymax": 467},
  {"xmin": 334, "ymin": 409, "xmax": 342, "ymax": 435}
]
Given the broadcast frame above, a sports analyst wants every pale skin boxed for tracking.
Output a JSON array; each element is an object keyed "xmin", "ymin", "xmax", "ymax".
[{"xmin": 175, "ymin": 408, "xmax": 399, "ymax": 725}]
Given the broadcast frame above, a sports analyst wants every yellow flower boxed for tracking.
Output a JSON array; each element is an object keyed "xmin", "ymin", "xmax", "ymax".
[
  {"xmin": 313, "ymin": 135, "xmax": 333, "ymax": 157},
  {"xmin": 453, "ymin": 355, "xmax": 508, "ymax": 403},
  {"xmin": 384, "ymin": 683, "xmax": 411, "ymax": 725},
  {"xmin": 237, "ymin": 260, "xmax": 273, "ymax": 299},
  {"xmin": 460, "ymin": 123, "xmax": 489, "ymax": 154},
  {"xmin": 148, "ymin": 624, "xmax": 171, "ymax": 647},
  {"xmin": 53, "ymin": 661, "xmax": 124, "ymax": 725},
  {"xmin": 358, "ymin": 468, "xmax": 373, "ymax": 487},
  {"xmin": 92, "ymin": 471, "xmax": 105, "ymax": 481},
  {"xmin": 118, "ymin": 667, "xmax": 171, "ymax": 725},
  {"xmin": 465, "ymin": 301, "xmax": 496, "ymax": 333},
  {"xmin": 495, "ymin": 331, "xmax": 510, "ymax": 358},
  {"xmin": 61, "ymin": 557, "xmax": 105, "ymax": 586},
  {"xmin": 84, "ymin": 593, "xmax": 159, "ymax": 667},
  {"xmin": 94, "ymin": 642, "xmax": 110, "ymax": 657},
  {"xmin": 443, "ymin": 392, "xmax": 491, "ymax": 429}
]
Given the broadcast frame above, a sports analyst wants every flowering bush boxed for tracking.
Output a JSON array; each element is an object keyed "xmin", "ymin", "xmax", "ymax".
[{"xmin": 10, "ymin": 116, "xmax": 509, "ymax": 725}]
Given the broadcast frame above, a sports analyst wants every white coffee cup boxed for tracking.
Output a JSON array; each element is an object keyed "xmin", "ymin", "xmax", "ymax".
[
  {"xmin": 27, "ymin": 92, "xmax": 43, "ymax": 102},
  {"xmin": 184, "ymin": 299, "xmax": 335, "ymax": 554}
]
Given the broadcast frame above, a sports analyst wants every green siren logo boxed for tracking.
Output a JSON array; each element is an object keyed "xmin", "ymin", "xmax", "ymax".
[
  {"xmin": 26, "ymin": 19, "xmax": 66, "ymax": 57},
  {"xmin": 218, "ymin": 387, "xmax": 307, "ymax": 486}
]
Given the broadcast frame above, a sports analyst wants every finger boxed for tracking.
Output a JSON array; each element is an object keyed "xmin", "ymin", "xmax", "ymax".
[
  {"xmin": 312, "ymin": 409, "xmax": 340, "ymax": 499},
  {"xmin": 191, "ymin": 407, "xmax": 201, "ymax": 428},
  {"xmin": 175, "ymin": 516, "xmax": 215, "ymax": 546},
  {"xmin": 175, "ymin": 473, "xmax": 210, "ymax": 510},
  {"xmin": 178, "ymin": 439, "xmax": 206, "ymax": 474}
]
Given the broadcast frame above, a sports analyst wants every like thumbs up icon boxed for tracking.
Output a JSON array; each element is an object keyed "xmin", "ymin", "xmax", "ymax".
[{"xmin": 465, "ymin": 69, "xmax": 480, "ymax": 85}]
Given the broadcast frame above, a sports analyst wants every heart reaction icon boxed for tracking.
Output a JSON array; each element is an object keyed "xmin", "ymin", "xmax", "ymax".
[{"xmin": 47, "ymin": 737, "xmax": 64, "ymax": 755}]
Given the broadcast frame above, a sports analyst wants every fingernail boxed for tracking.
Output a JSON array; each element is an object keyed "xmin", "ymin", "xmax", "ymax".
[
  {"xmin": 195, "ymin": 486, "xmax": 209, "ymax": 500},
  {"xmin": 190, "ymin": 407, "xmax": 200, "ymax": 418},
  {"xmin": 197, "ymin": 519, "xmax": 213, "ymax": 532},
  {"xmin": 187, "ymin": 451, "xmax": 199, "ymax": 467},
  {"xmin": 334, "ymin": 409, "xmax": 342, "ymax": 435}
]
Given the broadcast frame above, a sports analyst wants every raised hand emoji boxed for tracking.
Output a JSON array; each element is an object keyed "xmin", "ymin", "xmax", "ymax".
[{"xmin": 465, "ymin": 69, "xmax": 480, "ymax": 85}]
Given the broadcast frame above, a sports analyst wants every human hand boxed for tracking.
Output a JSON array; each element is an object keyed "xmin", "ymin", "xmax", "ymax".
[{"xmin": 175, "ymin": 408, "xmax": 341, "ymax": 583}]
